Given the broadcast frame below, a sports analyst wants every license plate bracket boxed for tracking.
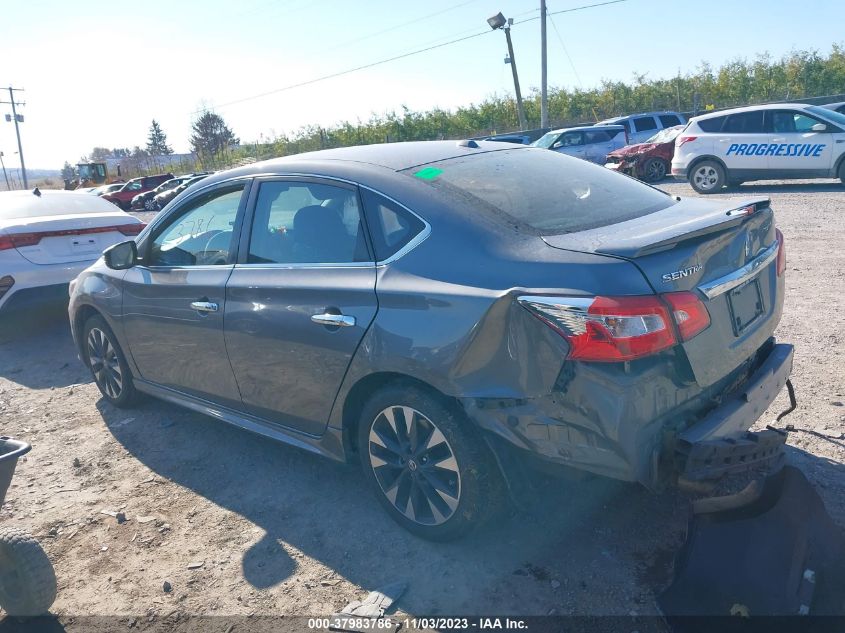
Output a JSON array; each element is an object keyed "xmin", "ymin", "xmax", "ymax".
[{"xmin": 727, "ymin": 278, "xmax": 764, "ymax": 336}]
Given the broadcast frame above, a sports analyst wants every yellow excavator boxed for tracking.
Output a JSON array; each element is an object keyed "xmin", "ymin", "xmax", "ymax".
[{"xmin": 66, "ymin": 162, "xmax": 123, "ymax": 189}]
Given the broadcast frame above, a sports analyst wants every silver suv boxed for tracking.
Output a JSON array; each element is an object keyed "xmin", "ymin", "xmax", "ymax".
[{"xmin": 597, "ymin": 111, "xmax": 687, "ymax": 144}]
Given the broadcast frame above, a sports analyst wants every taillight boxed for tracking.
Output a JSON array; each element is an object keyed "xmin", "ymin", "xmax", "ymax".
[
  {"xmin": 119, "ymin": 223, "xmax": 146, "ymax": 236},
  {"xmin": 775, "ymin": 228, "xmax": 786, "ymax": 276},
  {"xmin": 677, "ymin": 136, "xmax": 697, "ymax": 147},
  {"xmin": 0, "ymin": 224, "xmax": 145, "ymax": 249},
  {"xmin": 519, "ymin": 292, "xmax": 710, "ymax": 362},
  {"xmin": 662, "ymin": 291, "xmax": 710, "ymax": 341}
]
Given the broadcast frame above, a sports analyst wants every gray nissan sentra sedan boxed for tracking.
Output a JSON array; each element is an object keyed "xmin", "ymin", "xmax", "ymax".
[{"xmin": 69, "ymin": 140, "xmax": 792, "ymax": 540}]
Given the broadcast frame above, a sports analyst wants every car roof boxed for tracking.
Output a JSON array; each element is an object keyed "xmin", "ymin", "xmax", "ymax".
[
  {"xmin": 691, "ymin": 102, "xmax": 821, "ymax": 121},
  {"xmin": 195, "ymin": 140, "xmax": 521, "ymax": 190},
  {"xmin": 822, "ymin": 101, "xmax": 845, "ymax": 109},
  {"xmin": 546, "ymin": 124, "xmax": 625, "ymax": 134},
  {"xmin": 0, "ymin": 189, "xmax": 126, "ymax": 217},
  {"xmin": 599, "ymin": 111, "xmax": 681, "ymax": 122}
]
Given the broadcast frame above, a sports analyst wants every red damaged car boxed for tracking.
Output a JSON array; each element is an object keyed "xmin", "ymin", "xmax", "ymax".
[{"xmin": 604, "ymin": 125, "xmax": 684, "ymax": 183}]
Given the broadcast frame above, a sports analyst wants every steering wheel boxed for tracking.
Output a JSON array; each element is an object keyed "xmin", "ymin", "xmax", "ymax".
[{"xmin": 201, "ymin": 230, "xmax": 231, "ymax": 264}]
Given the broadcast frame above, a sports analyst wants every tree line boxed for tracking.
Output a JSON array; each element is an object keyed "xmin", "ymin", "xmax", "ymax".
[{"xmin": 65, "ymin": 45, "xmax": 845, "ymax": 179}]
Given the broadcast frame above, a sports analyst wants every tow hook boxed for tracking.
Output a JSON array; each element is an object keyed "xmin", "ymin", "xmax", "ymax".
[{"xmin": 766, "ymin": 378, "xmax": 798, "ymax": 435}]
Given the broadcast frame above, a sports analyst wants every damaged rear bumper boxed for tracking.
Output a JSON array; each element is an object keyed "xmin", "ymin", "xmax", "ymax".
[{"xmin": 465, "ymin": 342, "xmax": 794, "ymax": 490}]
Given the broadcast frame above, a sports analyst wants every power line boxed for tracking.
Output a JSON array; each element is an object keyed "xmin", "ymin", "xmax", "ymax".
[
  {"xmin": 548, "ymin": 14, "xmax": 585, "ymax": 89},
  {"xmin": 199, "ymin": 0, "xmax": 628, "ymax": 114}
]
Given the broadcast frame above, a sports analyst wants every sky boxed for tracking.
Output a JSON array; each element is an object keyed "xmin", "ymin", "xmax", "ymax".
[{"xmin": 1, "ymin": 0, "xmax": 843, "ymax": 171}]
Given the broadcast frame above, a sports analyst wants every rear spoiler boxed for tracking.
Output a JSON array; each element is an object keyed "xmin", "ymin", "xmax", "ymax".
[{"xmin": 594, "ymin": 197, "xmax": 772, "ymax": 258}]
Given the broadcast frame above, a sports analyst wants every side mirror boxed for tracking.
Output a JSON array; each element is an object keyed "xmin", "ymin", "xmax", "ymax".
[
  {"xmin": 552, "ymin": 141, "xmax": 563, "ymax": 149},
  {"xmin": 811, "ymin": 123, "xmax": 827, "ymax": 132},
  {"xmin": 103, "ymin": 240, "xmax": 138, "ymax": 270}
]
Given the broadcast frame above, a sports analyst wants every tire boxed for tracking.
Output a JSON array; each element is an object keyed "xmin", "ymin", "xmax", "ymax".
[
  {"xmin": 0, "ymin": 527, "xmax": 57, "ymax": 616},
  {"xmin": 143, "ymin": 197, "xmax": 157, "ymax": 211},
  {"xmin": 358, "ymin": 382, "xmax": 503, "ymax": 541},
  {"xmin": 642, "ymin": 158, "xmax": 667, "ymax": 183},
  {"xmin": 689, "ymin": 160, "xmax": 726, "ymax": 194},
  {"xmin": 82, "ymin": 314, "xmax": 140, "ymax": 408},
  {"xmin": 838, "ymin": 160, "xmax": 845, "ymax": 185}
]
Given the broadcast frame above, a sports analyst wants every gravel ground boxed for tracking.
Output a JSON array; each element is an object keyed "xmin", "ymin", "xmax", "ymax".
[{"xmin": 0, "ymin": 179, "xmax": 843, "ymax": 625}]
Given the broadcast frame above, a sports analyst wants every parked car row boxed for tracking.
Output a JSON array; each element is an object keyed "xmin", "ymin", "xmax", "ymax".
[{"xmin": 490, "ymin": 100, "xmax": 845, "ymax": 187}]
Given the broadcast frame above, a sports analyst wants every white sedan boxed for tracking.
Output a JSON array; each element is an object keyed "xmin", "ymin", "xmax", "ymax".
[{"xmin": 0, "ymin": 189, "xmax": 144, "ymax": 315}]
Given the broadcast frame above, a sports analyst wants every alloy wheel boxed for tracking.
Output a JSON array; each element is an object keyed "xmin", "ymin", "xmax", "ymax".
[
  {"xmin": 693, "ymin": 165, "xmax": 719, "ymax": 190},
  {"xmin": 144, "ymin": 198, "xmax": 156, "ymax": 211},
  {"xmin": 368, "ymin": 406, "xmax": 461, "ymax": 526},
  {"xmin": 646, "ymin": 160, "xmax": 666, "ymax": 182},
  {"xmin": 87, "ymin": 328, "xmax": 123, "ymax": 399}
]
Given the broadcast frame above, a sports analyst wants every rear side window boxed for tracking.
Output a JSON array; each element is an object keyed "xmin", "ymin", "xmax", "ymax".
[
  {"xmin": 403, "ymin": 148, "xmax": 675, "ymax": 235},
  {"xmin": 360, "ymin": 189, "xmax": 426, "ymax": 261},
  {"xmin": 722, "ymin": 111, "xmax": 765, "ymax": 133},
  {"xmin": 659, "ymin": 114, "xmax": 682, "ymax": 127},
  {"xmin": 697, "ymin": 116, "xmax": 726, "ymax": 132},
  {"xmin": 633, "ymin": 116, "xmax": 658, "ymax": 132},
  {"xmin": 584, "ymin": 130, "xmax": 619, "ymax": 144}
]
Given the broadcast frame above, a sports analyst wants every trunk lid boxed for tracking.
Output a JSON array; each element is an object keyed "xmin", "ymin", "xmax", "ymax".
[
  {"xmin": 0, "ymin": 212, "xmax": 142, "ymax": 265},
  {"xmin": 543, "ymin": 196, "xmax": 782, "ymax": 387}
]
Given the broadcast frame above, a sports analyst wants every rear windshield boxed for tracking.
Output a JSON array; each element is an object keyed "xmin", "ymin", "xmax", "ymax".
[
  {"xmin": 403, "ymin": 148, "xmax": 675, "ymax": 235},
  {"xmin": 0, "ymin": 191, "xmax": 119, "ymax": 219}
]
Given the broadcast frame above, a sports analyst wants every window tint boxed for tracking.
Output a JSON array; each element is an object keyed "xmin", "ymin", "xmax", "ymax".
[
  {"xmin": 124, "ymin": 181, "xmax": 142, "ymax": 191},
  {"xmin": 771, "ymin": 110, "xmax": 823, "ymax": 133},
  {"xmin": 722, "ymin": 111, "xmax": 764, "ymax": 133},
  {"xmin": 360, "ymin": 189, "xmax": 426, "ymax": 261},
  {"xmin": 659, "ymin": 114, "xmax": 682, "ymax": 127},
  {"xmin": 697, "ymin": 116, "xmax": 726, "ymax": 132},
  {"xmin": 559, "ymin": 132, "xmax": 583, "ymax": 147},
  {"xmin": 404, "ymin": 148, "xmax": 675, "ymax": 235},
  {"xmin": 633, "ymin": 116, "xmax": 658, "ymax": 132},
  {"xmin": 584, "ymin": 130, "xmax": 612, "ymax": 144},
  {"xmin": 247, "ymin": 181, "xmax": 370, "ymax": 264},
  {"xmin": 148, "ymin": 185, "xmax": 244, "ymax": 266}
]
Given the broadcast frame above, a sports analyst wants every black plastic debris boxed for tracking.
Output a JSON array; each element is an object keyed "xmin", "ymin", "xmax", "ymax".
[{"xmin": 659, "ymin": 465, "xmax": 845, "ymax": 630}]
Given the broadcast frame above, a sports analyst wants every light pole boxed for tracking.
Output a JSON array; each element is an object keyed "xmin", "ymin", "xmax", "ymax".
[{"xmin": 488, "ymin": 12, "xmax": 528, "ymax": 131}]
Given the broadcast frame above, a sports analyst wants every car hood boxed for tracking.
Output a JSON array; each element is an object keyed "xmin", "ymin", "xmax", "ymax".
[{"xmin": 608, "ymin": 142, "xmax": 664, "ymax": 158}]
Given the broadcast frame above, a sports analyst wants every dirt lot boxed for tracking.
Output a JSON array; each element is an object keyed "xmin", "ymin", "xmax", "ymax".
[{"xmin": 1, "ymin": 179, "xmax": 843, "ymax": 625}]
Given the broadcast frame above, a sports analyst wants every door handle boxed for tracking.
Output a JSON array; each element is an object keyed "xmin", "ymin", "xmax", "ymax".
[
  {"xmin": 772, "ymin": 137, "xmax": 786, "ymax": 142},
  {"xmin": 190, "ymin": 301, "xmax": 218, "ymax": 313},
  {"xmin": 311, "ymin": 313, "xmax": 356, "ymax": 327}
]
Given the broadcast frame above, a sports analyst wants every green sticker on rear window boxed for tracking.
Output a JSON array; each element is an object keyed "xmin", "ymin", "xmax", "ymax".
[{"xmin": 414, "ymin": 167, "xmax": 443, "ymax": 181}]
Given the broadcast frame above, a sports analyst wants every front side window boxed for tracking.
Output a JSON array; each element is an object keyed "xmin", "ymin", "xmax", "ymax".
[
  {"xmin": 633, "ymin": 116, "xmax": 658, "ymax": 132},
  {"xmin": 531, "ymin": 131, "xmax": 563, "ymax": 149},
  {"xmin": 247, "ymin": 181, "xmax": 370, "ymax": 264},
  {"xmin": 771, "ymin": 110, "xmax": 824, "ymax": 133},
  {"xmin": 659, "ymin": 114, "xmax": 682, "ymax": 127},
  {"xmin": 124, "ymin": 181, "xmax": 142, "ymax": 191},
  {"xmin": 559, "ymin": 132, "xmax": 584, "ymax": 147},
  {"xmin": 148, "ymin": 184, "xmax": 245, "ymax": 266}
]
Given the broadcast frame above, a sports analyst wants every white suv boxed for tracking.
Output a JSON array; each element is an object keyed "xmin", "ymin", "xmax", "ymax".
[{"xmin": 672, "ymin": 103, "xmax": 845, "ymax": 193}]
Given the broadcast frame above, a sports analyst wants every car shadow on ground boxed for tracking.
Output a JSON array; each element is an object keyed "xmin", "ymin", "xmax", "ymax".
[
  {"xmin": 97, "ymin": 394, "xmax": 692, "ymax": 616},
  {"xmin": 730, "ymin": 181, "xmax": 843, "ymax": 195},
  {"xmin": 0, "ymin": 308, "xmax": 93, "ymax": 390}
]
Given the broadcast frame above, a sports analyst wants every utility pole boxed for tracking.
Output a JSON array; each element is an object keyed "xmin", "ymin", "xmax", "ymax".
[
  {"xmin": 504, "ymin": 25, "xmax": 527, "ymax": 130},
  {"xmin": 0, "ymin": 151, "xmax": 9, "ymax": 190},
  {"xmin": 1, "ymin": 87, "xmax": 27, "ymax": 188},
  {"xmin": 540, "ymin": 0, "xmax": 548, "ymax": 129}
]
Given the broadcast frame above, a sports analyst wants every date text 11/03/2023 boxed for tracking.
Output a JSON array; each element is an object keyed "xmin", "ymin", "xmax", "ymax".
[{"xmin": 310, "ymin": 617, "xmax": 529, "ymax": 630}]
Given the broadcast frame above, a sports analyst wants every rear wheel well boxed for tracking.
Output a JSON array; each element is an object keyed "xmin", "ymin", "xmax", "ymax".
[
  {"xmin": 835, "ymin": 154, "xmax": 845, "ymax": 179},
  {"xmin": 341, "ymin": 372, "xmax": 465, "ymax": 458}
]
